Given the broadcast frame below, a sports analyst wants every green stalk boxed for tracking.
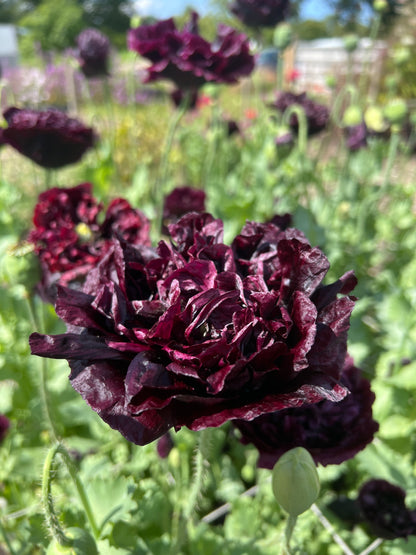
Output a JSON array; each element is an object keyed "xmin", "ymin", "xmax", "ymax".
[
  {"xmin": 283, "ymin": 514, "xmax": 297, "ymax": 554},
  {"xmin": 358, "ymin": 11, "xmax": 382, "ymax": 100},
  {"xmin": 382, "ymin": 127, "xmax": 401, "ymax": 188},
  {"xmin": 0, "ymin": 517, "xmax": 16, "ymax": 555},
  {"xmin": 42, "ymin": 443, "xmax": 100, "ymax": 541},
  {"xmin": 282, "ymin": 104, "xmax": 308, "ymax": 156},
  {"xmin": 25, "ymin": 295, "xmax": 59, "ymax": 442},
  {"xmin": 153, "ymin": 94, "xmax": 190, "ymax": 238},
  {"xmin": 42, "ymin": 444, "xmax": 73, "ymax": 547}
]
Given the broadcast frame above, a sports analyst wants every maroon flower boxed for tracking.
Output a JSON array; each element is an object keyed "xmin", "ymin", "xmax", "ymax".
[
  {"xmin": 234, "ymin": 356, "xmax": 378, "ymax": 467},
  {"xmin": 2, "ymin": 107, "xmax": 96, "ymax": 168},
  {"xmin": 358, "ymin": 479, "xmax": 416, "ymax": 539},
  {"xmin": 127, "ymin": 12, "xmax": 255, "ymax": 91},
  {"xmin": 30, "ymin": 214, "xmax": 356, "ymax": 446},
  {"xmin": 76, "ymin": 28, "xmax": 110, "ymax": 78},
  {"xmin": 0, "ymin": 415, "xmax": 10, "ymax": 443},
  {"xmin": 157, "ymin": 432, "xmax": 174, "ymax": 459},
  {"xmin": 170, "ymin": 89, "xmax": 199, "ymax": 109},
  {"xmin": 28, "ymin": 183, "xmax": 151, "ymax": 300},
  {"xmin": 345, "ymin": 122, "xmax": 368, "ymax": 151},
  {"xmin": 271, "ymin": 92, "xmax": 330, "ymax": 136},
  {"xmin": 230, "ymin": 0, "xmax": 290, "ymax": 27},
  {"xmin": 162, "ymin": 186, "xmax": 206, "ymax": 233}
]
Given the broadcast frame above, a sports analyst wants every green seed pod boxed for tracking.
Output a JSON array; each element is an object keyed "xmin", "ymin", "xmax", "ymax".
[
  {"xmin": 364, "ymin": 106, "xmax": 388, "ymax": 133},
  {"xmin": 46, "ymin": 528, "xmax": 98, "ymax": 555},
  {"xmin": 393, "ymin": 47, "xmax": 411, "ymax": 67},
  {"xmin": 384, "ymin": 98, "xmax": 408, "ymax": 125},
  {"xmin": 342, "ymin": 105, "xmax": 363, "ymax": 127},
  {"xmin": 373, "ymin": 0, "xmax": 388, "ymax": 13},
  {"xmin": 325, "ymin": 75, "xmax": 337, "ymax": 89},
  {"xmin": 272, "ymin": 447, "xmax": 320, "ymax": 517},
  {"xmin": 273, "ymin": 23, "xmax": 293, "ymax": 51},
  {"xmin": 343, "ymin": 34, "xmax": 359, "ymax": 53}
]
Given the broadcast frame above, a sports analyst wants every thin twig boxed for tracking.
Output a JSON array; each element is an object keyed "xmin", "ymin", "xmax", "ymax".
[
  {"xmin": 358, "ymin": 538, "xmax": 383, "ymax": 555},
  {"xmin": 310, "ymin": 503, "xmax": 356, "ymax": 555}
]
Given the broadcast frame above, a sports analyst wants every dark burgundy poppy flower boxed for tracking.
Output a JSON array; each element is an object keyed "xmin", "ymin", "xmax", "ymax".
[
  {"xmin": 2, "ymin": 107, "xmax": 96, "ymax": 168},
  {"xmin": 28, "ymin": 183, "xmax": 151, "ymax": 300},
  {"xmin": 345, "ymin": 122, "xmax": 368, "ymax": 151},
  {"xmin": 162, "ymin": 186, "xmax": 206, "ymax": 233},
  {"xmin": 0, "ymin": 415, "xmax": 10, "ymax": 442},
  {"xmin": 157, "ymin": 432, "xmax": 174, "ymax": 459},
  {"xmin": 358, "ymin": 479, "xmax": 416, "ymax": 539},
  {"xmin": 76, "ymin": 28, "xmax": 111, "ymax": 78},
  {"xmin": 230, "ymin": 0, "xmax": 290, "ymax": 27},
  {"xmin": 234, "ymin": 356, "xmax": 378, "ymax": 467},
  {"xmin": 170, "ymin": 89, "xmax": 199, "ymax": 109},
  {"xmin": 127, "ymin": 12, "xmax": 255, "ymax": 91},
  {"xmin": 30, "ymin": 214, "xmax": 356, "ymax": 445},
  {"xmin": 271, "ymin": 92, "xmax": 330, "ymax": 136}
]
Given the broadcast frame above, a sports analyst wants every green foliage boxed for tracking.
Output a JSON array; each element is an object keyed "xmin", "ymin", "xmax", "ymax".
[{"xmin": 19, "ymin": 0, "xmax": 84, "ymax": 54}]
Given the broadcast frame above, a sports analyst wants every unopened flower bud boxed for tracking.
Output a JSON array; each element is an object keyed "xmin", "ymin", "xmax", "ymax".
[
  {"xmin": 46, "ymin": 528, "xmax": 98, "ymax": 554},
  {"xmin": 344, "ymin": 34, "xmax": 359, "ymax": 53},
  {"xmin": 384, "ymin": 98, "xmax": 408, "ymax": 125},
  {"xmin": 364, "ymin": 106, "xmax": 388, "ymax": 133},
  {"xmin": 272, "ymin": 447, "xmax": 320, "ymax": 516},
  {"xmin": 373, "ymin": 0, "xmax": 388, "ymax": 12},
  {"xmin": 342, "ymin": 105, "xmax": 362, "ymax": 127},
  {"xmin": 326, "ymin": 75, "xmax": 337, "ymax": 89},
  {"xmin": 273, "ymin": 23, "xmax": 293, "ymax": 51}
]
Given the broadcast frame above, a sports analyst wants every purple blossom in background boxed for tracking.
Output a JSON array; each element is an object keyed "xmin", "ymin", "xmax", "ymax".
[
  {"xmin": 0, "ymin": 415, "xmax": 10, "ymax": 443},
  {"xmin": 358, "ymin": 479, "xmax": 416, "ymax": 539},
  {"xmin": 1, "ymin": 107, "xmax": 96, "ymax": 168},
  {"xmin": 234, "ymin": 356, "xmax": 378, "ymax": 467},
  {"xmin": 28, "ymin": 183, "xmax": 150, "ymax": 301},
  {"xmin": 345, "ymin": 122, "xmax": 368, "ymax": 151},
  {"xmin": 30, "ymin": 214, "xmax": 356, "ymax": 446},
  {"xmin": 127, "ymin": 12, "xmax": 255, "ymax": 93},
  {"xmin": 230, "ymin": 0, "xmax": 291, "ymax": 28},
  {"xmin": 271, "ymin": 92, "xmax": 330, "ymax": 136},
  {"xmin": 76, "ymin": 28, "xmax": 111, "ymax": 78},
  {"xmin": 162, "ymin": 186, "xmax": 206, "ymax": 233}
]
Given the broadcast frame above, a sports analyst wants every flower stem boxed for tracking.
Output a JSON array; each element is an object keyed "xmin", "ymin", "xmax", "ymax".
[
  {"xmin": 42, "ymin": 444, "xmax": 74, "ymax": 547},
  {"xmin": 284, "ymin": 514, "xmax": 297, "ymax": 554},
  {"xmin": 42, "ymin": 443, "xmax": 100, "ymax": 541},
  {"xmin": 184, "ymin": 430, "xmax": 210, "ymax": 521},
  {"xmin": 0, "ymin": 517, "xmax": 16, "ymax": 555},
  {"xmin": 154, "ymin": 95, "xmax": 189, "ymax": 236},
  {"xmin": 382, "ymin": 127, "xmax": 400, "ymax": 188}
]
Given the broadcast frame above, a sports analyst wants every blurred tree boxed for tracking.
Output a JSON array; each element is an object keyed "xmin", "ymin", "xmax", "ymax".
[
  {"xmin": 329, "ymin": 0, "xmax": 402, "ymax": 28},
  {"xmin": 0, "ymin": 0, "xmax": 19, "ymax": 22},
  {"xmin": 82, "ymin": 0, "xmax": 132, "ymax": 47},
  {"xmin": 19, "ymin": 0, "xmax": 84, "ymax": 54}
]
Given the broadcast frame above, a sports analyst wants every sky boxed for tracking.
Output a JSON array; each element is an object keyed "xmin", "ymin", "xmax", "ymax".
[{"xmin": 133, "ymin": 0, "xmax": 333, "ymax": 20}]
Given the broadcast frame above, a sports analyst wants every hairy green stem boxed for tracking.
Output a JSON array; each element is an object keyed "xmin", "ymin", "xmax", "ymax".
[
  {"xmin": 42, "ymin": 444, "xmax": 73, "ymax": 547},
  {"xmin": 43, "ymin": 443, "xmax": 100, "ymax": 541},
  {"xmin": 382, "ymin": 129, "xmax": 400, "ymax": 188},
  {"xmin": 283, "ymin": 514, "xmax": 297, "ymax": 554},
  {"xmin": 282, "ymin": 104, "xmax": 308, "ymax": 155},
  {"xmin": 358, "ymin": 12, "xmax": 382, "ymax": 100}
]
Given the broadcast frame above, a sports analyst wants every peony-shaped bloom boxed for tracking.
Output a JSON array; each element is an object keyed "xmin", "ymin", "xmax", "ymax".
[
  {"xmin": 271, "ymin": 92, "xmax": 330, "ymax": 136},
  {"xmin": 76, "ymin": 28, "xmax": 110, "ymax": 78},
  {"xmin": 28, "ymin": 183, "xmax": 150, "ymax": 300},
  {"xmin": 30, "ymin": 214, "xmax": 356, "ymax": 446},
  {"xmin": 230, "ymin": 0, "xmax": 290, "ymax": 28},
  {"xmin": 358, "ymin": 479, "xmax": 416, "ymax": 539},
  {"xmin": 234, "ymin": 356, "xmax": 378, "ymax": 467},
  {"xmin": 162, "ymin": 186, "xmax": 206, "ymax": 233},
  {"xmin": 0, "ymin": 414, "xmax": 10, "ymax": 443},
  {"xmin": 127, "ymin": 12, "xmax": 255, "ymax": 91},
  {"xmin": 1, "ymin": 107, "xmax": 96, "ymax": 168}
]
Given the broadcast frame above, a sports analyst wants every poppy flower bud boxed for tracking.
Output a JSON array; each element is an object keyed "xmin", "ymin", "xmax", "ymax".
[
  {"xmin": 393, "ymin": 47, "xmax": 411, "ymax": 67},
  {"xmin": 373, "ymin": 0, "xmax": 388, "ymax": 12},
  {"xmin": 342, "ymin": 105, "xmax": 362, "ymax": 127},
  {"xmin": 384, "ymin": 98, "xmax": 408, "ymax": 125},
  {"xmin": 46, "ymin": 527, "xmax": 98, "ymax": 554},
  {"xmin": 343, "ymin": 34, "xmax": 359, "ymax": 53},
  {"xmin": 272, "ymin": 447, "xmax": 320, "ymax": 516},
  {"xmin": 364, "ymin": 106, "xmax": 388, "ymax": 133},
  {"xmin": 273, "ymin": 23, "xmax": 293, "ymax": 51}
]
